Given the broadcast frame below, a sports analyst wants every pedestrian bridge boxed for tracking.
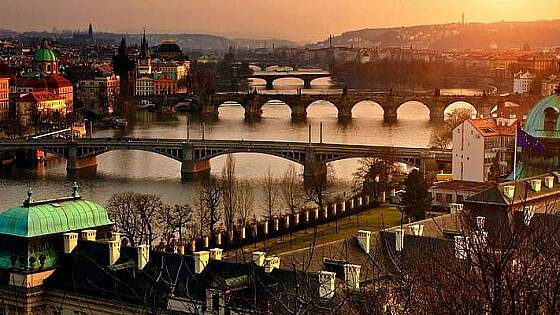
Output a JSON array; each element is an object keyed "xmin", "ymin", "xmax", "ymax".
[{"xmin": 0, "ymin": 138, "xmax": 451, "ymax": 181}]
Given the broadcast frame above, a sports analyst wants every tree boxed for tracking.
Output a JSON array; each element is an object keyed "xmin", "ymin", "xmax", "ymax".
[
  {"xmin": 107, "ymin": 192, "xmax": 164, "ymax": 246},
  {"xmin": 199, "ymin": 178, "xmax": 222, "ymax": 237},
  {"xmin": 261, "ymin": 167, "xmax": 279, "ymax": 220},
  {"xmin": 235, "ymin": 179, "xmax": 255, "ymax": 227},
  {"xmin": 431, "ymin": 107, "xmax": 475, "ymax": 149},
  {"xmin": 221, "ymin": 154, "xmax": 237, "ymax": 231},
  {"xmin": 280, "ymin": 165, "xmax": 304, "ymax": 216},
  {"xmin": 402, "ymin": 169, "xmax": 431, "ymax": 221},
  {"xmin": 157, "ymin": 204, "xmax": 193, "ymax": 243},
  {"xmin": 353, "ymin": 150, "xmax": 400, "ymax": 207}
]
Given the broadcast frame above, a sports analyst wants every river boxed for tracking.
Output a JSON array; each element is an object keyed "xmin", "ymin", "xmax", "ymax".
[{"xmin": 0, "ymin": 78, "xmax": 479, "ymax": 213}]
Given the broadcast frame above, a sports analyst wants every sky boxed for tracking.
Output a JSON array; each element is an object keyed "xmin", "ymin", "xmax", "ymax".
[{"xmin": 1, "ymin": 0, "xmax": 559, "ymax": 42}]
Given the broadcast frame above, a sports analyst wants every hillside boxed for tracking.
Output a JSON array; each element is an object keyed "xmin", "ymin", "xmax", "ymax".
[{"xmin": 313, "ymin": 20, "xmax": 560, "ymax": 50}]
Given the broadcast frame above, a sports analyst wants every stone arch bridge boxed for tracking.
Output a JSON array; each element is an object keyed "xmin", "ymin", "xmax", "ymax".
[
  {"xmin": 0, "ymin": 138, "xmax": 451, "ymax": 182},
  {"xmin": 204, "ymin": 92, "xmax": 541, "ymax": 123},
  {"xmin": 248, "ymin": 71, "xmax": 332, "ymax": 89}
]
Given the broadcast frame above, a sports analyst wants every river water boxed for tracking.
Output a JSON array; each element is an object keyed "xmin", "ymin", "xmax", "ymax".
[{"xmin": 0, "ymin": 78, "xmax": 479, "ymax": 213}]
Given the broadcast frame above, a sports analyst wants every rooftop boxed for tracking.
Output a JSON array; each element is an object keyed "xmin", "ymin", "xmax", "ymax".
[{"xmin": 0, "ymin": 186, "xmax": 112, "ymax": 238}]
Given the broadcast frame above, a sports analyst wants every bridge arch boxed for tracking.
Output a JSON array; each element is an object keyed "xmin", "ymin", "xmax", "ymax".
[
  {"xmin": 217, "ymin": 101, "xmax": 246, "ymax": 119},
  {"xmin": 306, "ymin": 100, "xmax": 339, "ymax": 118},
  {"xmin": 443, "ymin": 101, "xmax": 478, "ymax": 119},
  {"xmin": 351, "ymin": 101, "xmax": 385, "ymax": 118},
  {"xmin": 209, "ymin": 152, "xmax": 304, "ymax": 176},
  {"xmin": 261, "ymin": 99, "xmax": 292, "ymax": 118},
  {"xmin": 396, "ymin": 100, "xmax": 431, "ymax": 120}
]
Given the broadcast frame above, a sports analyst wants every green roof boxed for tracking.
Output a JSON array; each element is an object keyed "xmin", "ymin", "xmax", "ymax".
[
  {"xmin": 525, "ymin": 94, "xmax": 560, "ymax": 138},
  {"xmin": 33, "ymin": 48, "xmax": 57, "ymax": 62},
  {"xmin": 0, "ymin": 198, "xmax": 112, "ymax": 238}
]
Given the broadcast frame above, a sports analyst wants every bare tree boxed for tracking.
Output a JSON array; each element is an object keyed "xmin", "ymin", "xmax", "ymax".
[
  {"xmin": 199, "ymin": 178, "xmax": 222, "ymax": 237},
  {"xmin": 261, "ymin": 167, "xmax": 280, "ymax": 220},
  {"xmin": 221, "ymin": 154, "xmax": 237, "ymax": 231},
  {"xmin": 235, "ymin": 179, "xmax": 255, "ymax": 227},
  {"xmin": 157, "ymin": 204, "xmax": 193, "ymax": 243},
  {"xmin": 280, "ymin": 165, "xmax": 305, "ymax": 216},
  {"xmin": 353, "ymin": 149, "xmax": 400, "ymax": 207},
  {"xmin": 107, "ymin": 192, "xmax": 163, "ymax": 246},
  {"xmin": 430, "ymin": 107, "xmax": 475, "ymax": 149}
]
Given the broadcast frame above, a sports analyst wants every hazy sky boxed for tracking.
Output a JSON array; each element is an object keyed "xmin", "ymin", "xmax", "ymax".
[{"xmin": 1, "ymin": 0, "xmax": 559, "ymax": 42}]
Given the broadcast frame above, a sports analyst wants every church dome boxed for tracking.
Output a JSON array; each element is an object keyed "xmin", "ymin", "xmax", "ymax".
[
  {"xmin": 0, "ymin": 195, "xmax": 112, "ymax": 238},
  {"xmin": 157, "ymin": 40, "xmax": 181, "ymax": 53},
  {"xmin": 525, "ymin": 94, "xmax": 560, "ymax": 138},
  {"xmin": 33, "ymin": 48, "xmax": 58, "ymax": 62}
]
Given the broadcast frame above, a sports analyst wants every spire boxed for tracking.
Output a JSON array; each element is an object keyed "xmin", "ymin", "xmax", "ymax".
[
  {"xmin": 141, "ymin": 27, "xmax": 149, "ymax": 59},
  {"xmin": 88, "ymin": 23, "xmax": 93, "ymax": 38}
]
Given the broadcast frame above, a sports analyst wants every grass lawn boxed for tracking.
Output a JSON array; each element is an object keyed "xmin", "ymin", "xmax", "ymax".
[{"xmin": 230, "ymin": 207, "xmax": 404, "ymax": 256}]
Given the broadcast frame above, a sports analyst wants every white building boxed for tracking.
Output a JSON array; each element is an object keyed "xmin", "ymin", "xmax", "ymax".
[
  {"xmin": 452, "ymin": 118, "xmax": 516, "ymax": 182},
  {"xmin": 135, "ymin": 75, "xmax": 154, "ymax": 96},
  {"xmin": 513, "ymin": 71, "xmax": 536, "ymax": 94}
]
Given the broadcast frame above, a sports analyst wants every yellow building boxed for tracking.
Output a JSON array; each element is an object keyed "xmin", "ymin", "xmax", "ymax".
[
  {"xmin": 0, "ymin": 76, "xmax": 9, "ymax": 122},
  {"xmin": 17, "ymin": 91, "xmax": 66, "ymax": 126}
]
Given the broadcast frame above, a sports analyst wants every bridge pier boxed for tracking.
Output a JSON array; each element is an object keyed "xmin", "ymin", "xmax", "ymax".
[
  {"xmin": 303, "ymin": 148, "xmax": 327, "ymax": 186},
  {"xmin": 66, "ymin": 156, "xmax": 98, "ymax": 175},
  {"xmin": 429, "ymin": 107, "xmax": 445, "ymax": 123},
  {"xmin": 265, "ymin": 79, "xmax": 274, "ymax": 90},
  {"xmin": 181, "ymin": 159, "xmax": 211, "ymax": 180},
  {"xmin": 383, "ymin": 109, "xmax": 397, "ymax": 124},
  {"xmin": 303, "ymin": 79, "xmax": 312, "ymax": 89}
]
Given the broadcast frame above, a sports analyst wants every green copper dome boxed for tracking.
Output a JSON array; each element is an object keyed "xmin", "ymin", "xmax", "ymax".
[
  {"xmin": 0, "ymin": 198, "xmax": 112, "ymax": 238},
  {"xmin": 33, "ymin": 48, "xmax": 57, "ymax": 62},
  {"xmin": 525, "ymin": 94, "xmax": 560, "ymax": 139}
]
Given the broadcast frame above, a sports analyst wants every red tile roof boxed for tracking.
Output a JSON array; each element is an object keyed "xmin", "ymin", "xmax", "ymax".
[{"xmin": 469, "ymin": 118, "xmax": 516, "ymax": 137}]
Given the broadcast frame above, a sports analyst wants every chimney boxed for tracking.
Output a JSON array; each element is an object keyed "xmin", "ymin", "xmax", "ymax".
[
  {"xmin": 544, "ymin": 176, "xmax": 555, "ymax": 189},
  {"xmin": 476, "ymin": 216, "xmax": 486, "ymax": 230},
  {"xmin": 530, "ymin": 179, "xmax": 542, "ymax": 192},
  {"xmin": 454, "ymin": 236, "xmax": 469, "ymax": 260},
  {"xmin": 193, "ymin": 251, "xmax": 209, "ymax": 274},
  {"xmin": 318, "ymin": 271, "xmax": 336, "ymax": 299},
  {"xmin": 503, "ymin": 185, "xmax": 515, "ymax": 199},
  {"xmin": 252, "ymin": 251, "xmax": 265, "ymax": 266},
  {"xmin": 356, "ymin": 230, "xmax": 371, "ymax": 253},
  {"xmin": 264, "ymin": 256, "xmax": 280, "ymax": 273},
  {"xmin": 111, "ymin": 232, "xmax": 121, "ymax": 244},
  {"xmin": 343, "ymin": 264, "xmax": 361, "ymax": 290},
  {"xmin": 450, "ymin": 203, "xmax": 463, "ymax": 214},
  {"xmin": 80, "ymin": 229, "xmax": 96, "ymax": 241},
  {"xmin": 210, "ymin": 248, "xmax": 223, "ymax": 260},
  {"xmin": 137, "ymin": 244, "xmax": 149, "ymax": 270},
  {"xmin": 410, "ymin": 224, "xmax": 424, "ymax": 236},
  {"xmin": 108, "ymin": 240, "xmax": 121, "ymax": 265},
  {"xmin": 395, "ymin": 228, "xmax": 404, "ymax": 252},
  {"xmin": 63, "ymin": 232, "xmax": 78, "ymax": 254}
]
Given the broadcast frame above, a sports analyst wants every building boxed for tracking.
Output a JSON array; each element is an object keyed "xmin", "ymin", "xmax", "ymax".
[
  {"xmin": 429, "ymin": 180, "xmax": 492, "ymax": 208},
  {"xmin": 16, "ymin": 91, "xmax": 66, "ymax": 126},
  {"xmin": 541, "ymin": 75, "xmax": 560, "ymax": 96},
  {"xmin": 0, "ymin": 187, "xmax": 339, "ymax": 315},
  {"xmin": 156, "ymin": 39, "xmax": 183, "ymax": 60},
  {"xmin": 452, "ymin": 118, "xmax": 516, "ymax": 182},
  {"xmin": 135, "ymin": 74, "xmax": 154, "ymax": 96},
  {"xmin": 513, "ymin": 71, "xmax": 536, "ymax": 94},
  {"xmin": 0, "ymin": 76, "xmax": 9, "ymax": 122},
  {"xmin": 32, "ymin": 47, "xmax": 59, "ymax": 75},
  {"xmin": 76, "ymin": 74, "xmax": 120, "ymax": 113},
  {"xmin": 153, "ymin": 61, "xmax": 190, "ymax": 81},
  {"xmin": 153, "ymin": 72, "xmax": 177, "ymax": 95},
  {"xmin": 136, "ymin": 30, "xmax": 152, "ymax": 75}
]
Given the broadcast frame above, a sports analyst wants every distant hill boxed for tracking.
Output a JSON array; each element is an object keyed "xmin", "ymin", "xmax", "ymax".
[
  {"xmin": 0, "ymin": 29, "xmax": 299, "ymax": 52},
  {"xmin": 312, "ymin": 20, "xmax": 560, "ymax": 50}
]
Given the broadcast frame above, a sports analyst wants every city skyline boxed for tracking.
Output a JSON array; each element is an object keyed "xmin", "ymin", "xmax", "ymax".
[{"xmin": 1, "ymin": 0, "xmax": 559, "ymax": 42}]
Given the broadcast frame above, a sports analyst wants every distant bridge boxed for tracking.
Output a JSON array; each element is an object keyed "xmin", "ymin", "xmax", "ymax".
[
  {"xmin": 0, "ymin": 138, "xmax": 451, "ymax": 181},
  {"xmin": 248, "ymin": 71, "xmax": 332, "ymax": 89},
  {"xmin": 204, "ymin": 91, "xmax": 541, "ymax": 123}
]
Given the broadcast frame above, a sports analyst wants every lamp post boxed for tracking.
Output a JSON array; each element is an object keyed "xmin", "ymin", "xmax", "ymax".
[
  {"xmin": 186, "ymin": 116, "xmax": 190, "ymax": 141},
  {"xmin": 320, "ymin": 121, "xmax": 323, "ymax": 144}
]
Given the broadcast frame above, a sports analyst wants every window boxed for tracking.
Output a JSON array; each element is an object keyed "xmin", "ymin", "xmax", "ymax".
[
  {"xmin": 212, "ymin": 294, "xmax": 220, "ymax": 312},
  {"xmin": 436, "ymin": 193, "xmax": 443, "ymax": 202},
  {"xmin": 446, "ymin": 194, "xmax": 453, "ymax": 203},
  {"xmin": 544, "ymin": 107, "xmax": 558, "ymax": 131},
  {"xmin": 457, "ymin": 195, "xmax": 464, "ymax": 203}
]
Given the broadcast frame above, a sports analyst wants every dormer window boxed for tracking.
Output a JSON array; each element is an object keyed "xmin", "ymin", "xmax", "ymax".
[{"xmin": 544, "ymin": 107, "xmax": 558, "ymax": 131}]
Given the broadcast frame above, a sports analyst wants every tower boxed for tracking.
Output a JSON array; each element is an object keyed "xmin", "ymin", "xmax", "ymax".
[
  {"xmin": 462, "ymin": 11, "xmax": 465, "ymax": 25},
  {"xmin": 140, "ymin": 28, "xmax": 149, "ymax": 59},
  {"xmin": 88, "ymin": 23, "xmax": 93, "ymax": 38}
]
